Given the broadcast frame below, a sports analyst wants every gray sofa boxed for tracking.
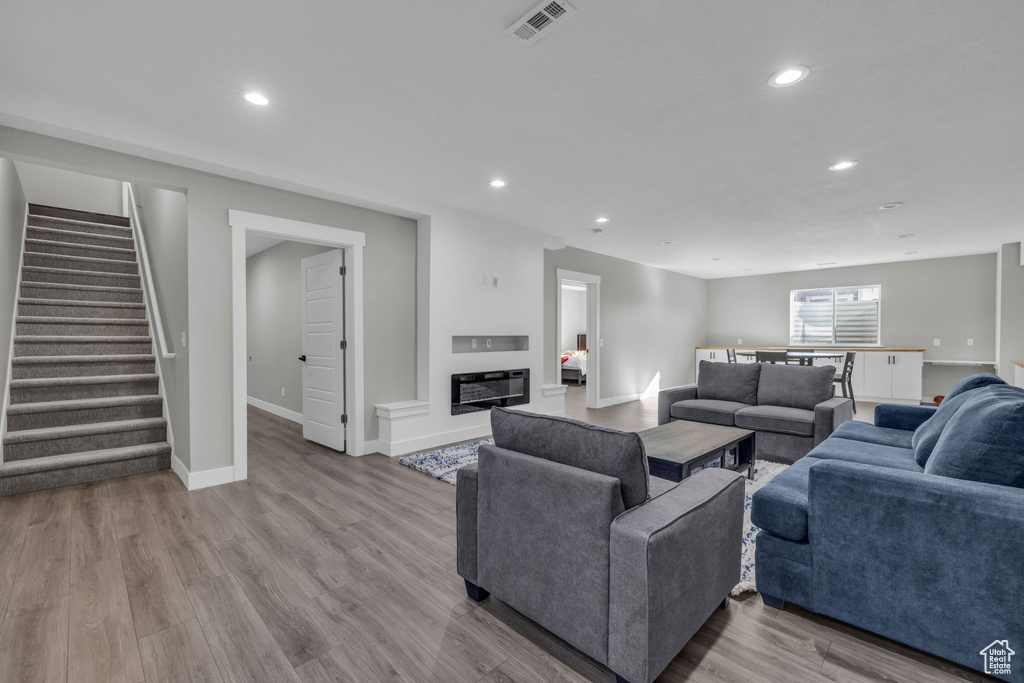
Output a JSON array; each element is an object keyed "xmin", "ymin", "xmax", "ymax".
[
  {"xmin": 457, "ymin": 407, "xmax": 745, "ymax": 683},
  {"xmin": 658, "ymin": 361, "xmax": 853, "ymax": 463}
]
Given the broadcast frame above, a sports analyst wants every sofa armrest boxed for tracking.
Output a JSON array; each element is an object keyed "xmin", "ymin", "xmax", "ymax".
[
  {"xmin": 808, "ymin": 461, "xmax": 1024, "ymax": 668},
  {"xmin": 455, "ymin": 462, "xmax": 479, "ymax": 584},
  {"xmin": 608, "ymin": 468, "xmax": 744, "ymax": 683},
  {"xmin": 873, "ymin": 403, "xmax": 935, "ymax": 431},
  {"xmin": 813, "ymin": 397, "xmax": 854, "ymax": 445},
  {"xmin": 657, "ymin": 384, "xmax": 698, "ymax": 425}
]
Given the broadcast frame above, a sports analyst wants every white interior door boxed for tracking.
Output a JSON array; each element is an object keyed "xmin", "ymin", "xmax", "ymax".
[{"xmin": 301, "ymin": 250, "xmax": 346, "ymax": 451}]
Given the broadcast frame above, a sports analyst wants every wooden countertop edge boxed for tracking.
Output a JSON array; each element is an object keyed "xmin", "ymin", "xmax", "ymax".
[
  {"xmin": 697, "ymin": 346, "xmax": 926, "ymax": 352},
  {"xmin": 1012, "ymin": 359, "xmax": 1024, "ymax": 369}
]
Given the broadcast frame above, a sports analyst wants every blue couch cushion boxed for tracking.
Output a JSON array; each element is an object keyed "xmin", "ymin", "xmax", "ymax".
[
  {"xmin": 735, "ymin": 405, "xmax": 815, "ymax": 437},
  {"xmin": 489, "ymin": 407, "xmax": 650, "ymax": 510},
  {"xmin": 911, "ymin": 381, "xmax": 1006, "ymax": 467},
  {"xmin": 806, "ymin": 437, "xmax": 922, "ymax": 472},
  {"xmin": 925, "ymin": 386, "xmax": 1024, "ymax": 488},
  {"xmin": 831, "ymin": 420, "xmax": 914, "ymax": 449},
  {"xmin": 756, "ymin": 363, "xmax": 836, "ymax": 411},
  {"xmin": 697, "ymin": 360, "xmax": 760, "ymax": 405},
  {"xmin": 671, "ymin": 399, "xmax": 747, "ymax": 426}
]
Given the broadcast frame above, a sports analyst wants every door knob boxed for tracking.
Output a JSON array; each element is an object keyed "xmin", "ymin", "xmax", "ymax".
[{"xmin": 299, "ymin": 355, "xmax": 307, "ymax": 362}]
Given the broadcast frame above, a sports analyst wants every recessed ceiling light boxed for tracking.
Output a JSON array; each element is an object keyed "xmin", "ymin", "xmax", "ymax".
[
  {"xmin": 879, "ymin": 202, "xmax": 904, "ymax": 210},
  {"xmin": 489, "ymin": 179, "xmax": 506, "ymax": 188},
  {"xmin": 244, "ymin": 92, "xmax": 269, "ymax": 106},
  {"xmin": 817, "ymin": 262, "xmax": 837, "ymax": 266},
  {"xmin": 711, "ymin": 257, "xmax": 724, "ymax": 262},
  {"xmin": 894, "ymin": 233, "xmax": 915, "ymax": 239},
  {"xmin": 828, "ymin": 160, "xmax": 857, "ymax": 171},
  {"xmin": 595, "ymin": 217, "xmax": 609, "ymax": 223},
  {"xmin": 592, "ymin": 228, "xmax": 604, "ymax": 236},
  {"xmin": 768, "ymin": 66, "xmax": 809, "ymax": 87},
  {"xmin": 661, "ymin": 240, "xmax": 674, "ymax": 245},
  {"xmin": 905, "ymin": 251, "xmax": 919, "ymax": 255}
]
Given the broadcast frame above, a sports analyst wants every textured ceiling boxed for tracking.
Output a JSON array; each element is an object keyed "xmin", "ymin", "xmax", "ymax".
[{"xmin": 1, "ymin": 0, "xmax": 1022, "ymax": 277}]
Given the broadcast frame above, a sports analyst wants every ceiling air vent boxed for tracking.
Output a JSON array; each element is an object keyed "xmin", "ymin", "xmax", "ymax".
[{"xmin": 507, "ymin": 0, "xmax": 577, "ymax": 45}]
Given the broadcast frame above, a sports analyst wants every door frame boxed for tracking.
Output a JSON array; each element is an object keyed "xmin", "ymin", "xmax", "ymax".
[
  {"xmin": 230, "ymin": 210, "xmax": 366, "ymax": 482},
  {"xmin": 555, "ymin": 268, "xmax": 600, "ymax": 409}
]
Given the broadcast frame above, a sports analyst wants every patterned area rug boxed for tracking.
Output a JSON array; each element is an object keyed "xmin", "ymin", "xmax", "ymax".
[{"xmin": 398, "ymin": 440, "xmax": 789, "ymax": 594}]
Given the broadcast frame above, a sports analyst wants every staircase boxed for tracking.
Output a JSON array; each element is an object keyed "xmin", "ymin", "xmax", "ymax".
[{"xmin": 0, "ymin": 204, "xmax": 171, "ymax": 495}]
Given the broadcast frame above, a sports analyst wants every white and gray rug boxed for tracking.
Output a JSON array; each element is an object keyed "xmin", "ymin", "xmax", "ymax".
[{"xmin": 399, "ymin": 440, "xmax": 789, "ymax": 595}]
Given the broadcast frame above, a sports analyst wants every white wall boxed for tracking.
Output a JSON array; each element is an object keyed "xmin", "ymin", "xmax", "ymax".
[
  {"xmin": 706, "ymin": 254, "xmax": 998, "ymax": 397},
  {"xmin": 544, "ymin": 247, "xmax": 708, "ymax": 400},
  {"xmin": 134, "ymin": 184, "xmax": 190, "ymax": 467},
  {"xmin": 560, "ymin": 288, "xmax": 586, "ymax": 351},
  {"xmin": 0, "ymin": 158, "xmax": 26, "ymax": 441},
  {"xmin": 996, "ymin": 243, "xmax": 1024, "ymax": 383},
  {"xmin": 13, "ymin": 161, "xmax": 124, "ymax": 216}
]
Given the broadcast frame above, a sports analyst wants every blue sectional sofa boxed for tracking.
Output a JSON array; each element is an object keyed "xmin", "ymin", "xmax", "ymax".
[{"xmin": 751, "ymin": 374, "xmax": 1024, "ymax": 681}]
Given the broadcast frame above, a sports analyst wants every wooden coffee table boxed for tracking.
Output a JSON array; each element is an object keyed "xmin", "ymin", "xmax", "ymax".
[{"xmin": 639, "ymin": 420, "xmax": 755, "ymax": 482}]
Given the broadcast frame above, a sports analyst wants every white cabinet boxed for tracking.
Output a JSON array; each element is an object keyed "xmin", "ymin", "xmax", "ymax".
[{"xmin": 860, "ymin": 351, "xmax": 923, "ymax": 402}]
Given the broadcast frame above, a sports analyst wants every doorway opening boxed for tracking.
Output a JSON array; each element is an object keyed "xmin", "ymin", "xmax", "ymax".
[
  {"xmin": 555, "ymin": 269, "xmax": 600, "ymax": 409},
  {"xmin": 231, "ymin": 210, "xmax": 366, "ymax": 481}
]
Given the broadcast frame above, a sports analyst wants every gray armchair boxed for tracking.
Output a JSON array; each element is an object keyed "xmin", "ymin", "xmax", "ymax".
[{"xmin": 457, "ymin": 407, "xmax": 745, "ymax": 683}]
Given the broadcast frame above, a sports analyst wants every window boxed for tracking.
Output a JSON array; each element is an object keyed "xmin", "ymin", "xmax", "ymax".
[{"xmin": 790, "ymin": 285, "xmax": 880, "ymax": 346}]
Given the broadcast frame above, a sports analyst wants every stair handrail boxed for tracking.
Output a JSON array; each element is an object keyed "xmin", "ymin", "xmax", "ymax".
[{"xmin": 125, "ymin": 182, "xmax": 175, "ymax": 359}]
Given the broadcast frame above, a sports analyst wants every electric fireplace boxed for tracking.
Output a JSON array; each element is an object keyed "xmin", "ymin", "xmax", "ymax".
[{"xmin": 451, "ymin": 369, "xmax": 530, "ymax": 415}]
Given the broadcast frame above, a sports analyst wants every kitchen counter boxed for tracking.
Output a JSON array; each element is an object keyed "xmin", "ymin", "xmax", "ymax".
[{"xmin": 697, "ymin": 346, "xmax": 926, "ymax": 352}]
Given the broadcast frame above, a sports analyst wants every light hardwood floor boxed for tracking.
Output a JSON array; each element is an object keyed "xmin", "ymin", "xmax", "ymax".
[{"xmin": 0, "ymin": 394, "xmax": 988, "ymax": 682}]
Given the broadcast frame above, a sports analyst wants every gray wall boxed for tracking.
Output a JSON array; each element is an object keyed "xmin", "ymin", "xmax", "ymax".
[
  {"xmin": 0, "ymin": 126, "xmax": 416, "ymax": 472},
  {"xmin": 13, "ymin": 161, "xmax": 124, "ymax": 216},
  {"xmin": 544, "ymin": 247, "xmax": 707, "ymax": 398},
  {"xmin": 997, "ymin": 243, "xmax": 1024, "ymax": 383},
  {"xmin": 0, "ymin": 158, "xmax": 26, "ymax": 421},
  {"xmin": 134, "ymin": 184, "xmax": 190, "ymax": 467},
  {"xmin": 559, "ymin": 287, "xmax": 586, "ymax": 351},
  {"xmin": 246, "ymin": 242, "xmax": 334, "ymax": 415},
  {"xmin": 706, "ymin": 254, "xmax": 998, "ymax": 397}
]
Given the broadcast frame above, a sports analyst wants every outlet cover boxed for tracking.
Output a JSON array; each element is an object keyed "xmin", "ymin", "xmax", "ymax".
[
  {"xmin": 967, "ymin": 338, "xmax": 974, "ymax": 346},
  {"xmin": 281, "ymin": 387, "xmax": 285, "ymax": 396},
  {"xmin": 933, "ymin": 339, "xmax": 941, "ymax": 346},
  {"xmin": 737, "ymin": 338, "xmax": 743, "ymax": 345},
  {"xmin": 492, "ymin": 276, "xmax": 499, "ymax": 287}
]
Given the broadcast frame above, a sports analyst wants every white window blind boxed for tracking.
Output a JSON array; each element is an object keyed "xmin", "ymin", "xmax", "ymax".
[{"xmin": 790, "ymin": 286, "xmax": 880, "ymax": 345}]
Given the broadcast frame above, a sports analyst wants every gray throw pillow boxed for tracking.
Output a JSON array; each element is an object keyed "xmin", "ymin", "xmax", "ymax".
[
  {"xmin": 490, "ymin": 407, "xmax": 650, "ymax": 510},
  {"xmin": 756, "ymin": 363, "xmax": 835, "ymax": 411},
  {"xmin": 697, "ymin": 361, "xmax": 761, "ymax": 405}
]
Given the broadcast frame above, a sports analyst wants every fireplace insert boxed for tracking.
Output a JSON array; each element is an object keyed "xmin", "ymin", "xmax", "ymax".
[{"xmin": 451, "ymin": 369, "xmax": 530, "ymax": 415}]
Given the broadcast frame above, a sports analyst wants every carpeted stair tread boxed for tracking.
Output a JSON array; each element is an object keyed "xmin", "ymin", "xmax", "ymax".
[
  {"xmin": 0, "ymin": 442, "xmax": 171, "ymax": 477},
  {"xmin": 15, "ymin": 335, "xmax": 152, "ymax": 343},
  {"xmin": 24, "ymin": 252, "xmax": 140, "ymax": 274},
  {"xmin": 6, "ymin": 394, "xmax": 164, "ymax": 416},
  {"xmin": 21, "ymin": 281, "xmax": 142, "ymax": 295},
  {"xmin": 23, "ymin": 265, "xmax": 141, "ymax": 280},
  {"xmin": 3, "ymin": 417, "xmax": 166, "ymax": 445},
  {"xmin": 29, "ymin": 204, "xmax": 131, "ymax": 227},
  {"xmin": 16, "ymin": 316, "xmax": 149, "ymax": 326},
  {"xmin": 18, "ymin": 298, "xmax": 147, "ymax": 319},
  {"xmin": 12, "ymin": 354, "xmax": 156, "ymax": 366},
  {"xmin": 10, "ymin": 373, "xmax": 158, "ymax": 389},
  {"xmin": 25, "ymin": 237, "xmax": 136, "ymax": 257},
  {"xmin": 27, "ymin": 225, "xmax": 135, "ymax": 247},
  {"xmin": 28, "ymin": 214, "xmax": 132, "ymax": 233},
  {"xmin": 19, "ymin": 297, "xmax": 145, "ymax": 309}
]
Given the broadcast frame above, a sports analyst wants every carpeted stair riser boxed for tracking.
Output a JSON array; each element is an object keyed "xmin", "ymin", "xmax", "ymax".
[
  {"xmin": 28, "ymin": 215, "xmax": 133, "ymax": 237},
  {"xmin": 12, "ymin": 357, "xmax": 156, "ymax": 380},
  {"xmin": 18, "ymin": 300, "xmax": 147, "ymax": 319},
  {"xmin": 20, "ymin": 283, "xmax": 144, "ymax": 304},
  {"xmin": 0, "ymin": 448, "xmax": 170, "ymax": 496},
  {"xmin": 16, "ymin": 318, "xmax": 150, "ymax": 337},
  {"xmin": 24, "ymin": 252, "xmax": 140, "ymax": 275},
  {"xmin": 27, "ymin": 226, "xmax": 135, "ymax": 250},
  {"xmin": 14, "ymin": 337, "xmax": 153, "ymax": 356},
  {"xmin": 10, "ymin": 376, "xmax": 159, "ymax": 403},
  {"xmin": 25, "ymin": 238, "xmax": 137, "ymax": 262},
  {"xmin": 22, "ymin": 266, "xmax": 141, "ymax": 289},
  {"xmin": 29, "ymin": 205, "xmax": 131, "ymax": 227},
  {"xmin": 3, "ymin": 421, "xmax": 167, "ymax": 461},
  {"xmin": 6, "ymin": 397, "xmax": 164, "ymax": 431}
]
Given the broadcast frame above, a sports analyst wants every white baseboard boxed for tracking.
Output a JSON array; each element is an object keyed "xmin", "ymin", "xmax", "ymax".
[
  {"xmin": 171, "ymin": 454, "xmax": 239, "ymax": 490},
  {"xmin": 247, "ymin": 396, "xmax": 303, "ymax": 424},
  {"xmin": 596, "ymin": 392, "xmax": 643, "ymax": 408}
]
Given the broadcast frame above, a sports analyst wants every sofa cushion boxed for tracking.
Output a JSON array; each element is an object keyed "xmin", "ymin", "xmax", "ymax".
[
  {"xmin": 751, "ymin": 456, "xmax": 817, "ymax": 541},
  {"xmin": 831, "ymin": 420, "xmax": 914, "ymax": 449},
  {"xmin": 490, "ymin": 407, "xmax": 650, "ymax": 509},
  {"xmin": 911, "ymin": 389, "xmax": 978, "ymax": 467},
  {"xmin": 756, "ymin": 363, "xmax": 836, "ymax": 411},
  {"xmin": 735, "ymin": 405, "xmax": 815, "ymax": 437},
  {"xmin": 671, "ymin": 399, "xmax": 747, "ymax": 426},
  {"xmin": 925, "ymin": 386, "xmax": 1024, "ymax": 488},
  {"xmin": 696, "ymin": 360, "xmax": 760, "ymax": 405},
  {"xmin": 805, "ymin": 437, "xmax": 922, "ymax": 472},
  {"xmin": 945, "ymin": 372, "xmax": 1007, "ymax": 401}
]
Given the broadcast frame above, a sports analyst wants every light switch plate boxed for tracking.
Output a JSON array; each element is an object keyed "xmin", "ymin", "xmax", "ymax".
[
  {"xmin": 737, "ymin": 338, "xmax": 743, "ymax": 345},
  {"xmin": 967, "ymin": 338, "xmax": 974, "ymax": 346},
  {"xmin": 933, "ymin": 339, "xmax": 941, "ymax": 346}
]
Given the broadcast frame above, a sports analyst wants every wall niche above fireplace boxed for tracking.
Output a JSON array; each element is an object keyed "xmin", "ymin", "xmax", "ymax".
[{"xmin": 452, "ymin": 335, "xmax": 529, "ymax": 353}]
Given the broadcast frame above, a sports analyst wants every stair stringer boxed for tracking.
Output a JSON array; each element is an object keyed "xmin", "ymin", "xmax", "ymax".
[{"xmin": 0, "ymin": 202, "xmax": 29, "ymax": 463}]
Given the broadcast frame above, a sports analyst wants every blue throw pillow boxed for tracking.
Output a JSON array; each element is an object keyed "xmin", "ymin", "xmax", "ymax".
[
  {"xmin": 945, "ymin": 373, "xmax": 1006, "ymax": 401},
  {"xmin": 924, "ymin": 386, "xmax": 1024, "ymax": 488}
]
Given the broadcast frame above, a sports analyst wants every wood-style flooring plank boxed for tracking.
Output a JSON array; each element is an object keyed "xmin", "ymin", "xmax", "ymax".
[
  {"xmin": 70, "ymin": 481, "xmax": 118, "ymax": 571},
  {"xmin": 68, "ymin": 557, "xmax": 145, "ymax": 683},
  {"xmin": 186, "ymin": 572, "xmax": 301, "ymax": 683},
  {"xmin": 138, "ymin": 619, "xmax": 224, "ymax": 683},
  {"xmin": 185, "ymin": 488, "xmax": 255, "ymax": 549},
  {"xmin": 240, "ymin": 511, "xmax": 348, "ymax": 599},
  {"xmin": 0, "ymin": 596, "xmax": 69, "ymax": 683},
  {"xmin": 118, "ymin": 531, "xmax": 196, "ymax": 638},
  {"xmin": 6, "ymin": 516, "xmax": 71, "ymax": 616}
]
